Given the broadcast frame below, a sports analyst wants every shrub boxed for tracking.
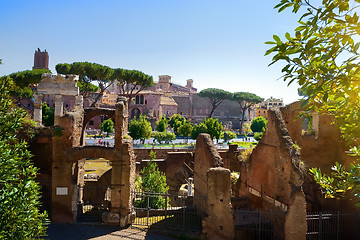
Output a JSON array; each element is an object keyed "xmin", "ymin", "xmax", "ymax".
[
  {"xmin": 135, "ymin": 151, "xmax": 169, "ymax": 209},
  {"xmin": 254, "ymin": 132, "xmax": 263, "ymax": 141},
  {"xmin": 152, "ymin": 131, "xmax": 176, "ymax": 144}
]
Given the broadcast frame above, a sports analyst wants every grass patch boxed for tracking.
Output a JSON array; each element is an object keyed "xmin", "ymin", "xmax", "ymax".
[
  {"xmin": 84, "ymin": 158, "xmax": 111, "ymax": 177},
  {"xmin": 228, "ymin": 141, "xmax": 257, "ymax": 148}
]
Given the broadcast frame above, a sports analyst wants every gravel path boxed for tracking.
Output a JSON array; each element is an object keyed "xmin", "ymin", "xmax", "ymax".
[{"xmin": 45, "ymin": 223, "xmax": 178, "ymax": 240}]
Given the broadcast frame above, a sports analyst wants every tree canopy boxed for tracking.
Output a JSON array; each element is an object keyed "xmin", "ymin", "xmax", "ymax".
[
  {"xmin": 156, "ymin": 115, "xmax": 168, "ymax": 132},
  {"xmin": 101, "ymin": 118, "xmax": 114, "ymax": 136},
  {"xmin": 1, "ymin": 69, "xmax": 51, "ymax": 110},
  {"xmin": 267, "ymin": 0, "xmax": 360, "ymax": 201},
  {"xmin": 0, "ymin": 75, "xmax": 47, "ymax": 238},
  {"xmin": 178, "ymin": 120, "xmax": 193, "ymax": 143},
  {"xmin": 128, "ymin": 115, "xmax": 152, "ymax": 142},
  {"xmin": 191, "ymin": 118, "xmax": 223, "ymax": 141},
  {"xmin": 251, "ymin": 116, "xmax": 267, "ymax": 133},
  {"xmin": 233, "ymin": 92, "xmax": 263, "ymax": 133},
  {"xmin": 113, "ymin": 68, "xmax": 154, "ymax": 104},
  {"xmin": 56, "ymin": 62, "xmax": 153, "ymax": 106},
  {"xmin": 198, "ymin": 88, "xmax": 233, "ymax": 117}
]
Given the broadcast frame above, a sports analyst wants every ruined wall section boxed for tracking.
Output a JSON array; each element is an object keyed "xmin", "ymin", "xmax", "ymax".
[
  {"xmin": 281, "ymin": 101, "xmax": 353, "ymax": 172},
  {"xmin": 236, "ymin": 108, "xmax": 306, "ymax": 240},
  {"xmin": 194, "ymin": 133, "xmax": 223, "ymax": 215}
]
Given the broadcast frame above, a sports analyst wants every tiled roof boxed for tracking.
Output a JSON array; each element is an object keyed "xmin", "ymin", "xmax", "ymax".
[{"xmin": 160, "ymin": 96, "xmax": 178, "ymax": 106}]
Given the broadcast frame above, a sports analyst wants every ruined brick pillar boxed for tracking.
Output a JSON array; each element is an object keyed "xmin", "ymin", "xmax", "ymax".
[
  {"xmin": 75, "ymin": 95, "xmax": 83, "ymax": 111},
  {"xmin": 203, "ymin": 167, "xmax": 235, "ymax": 240},
  {"xmin": 33, "ymin": 94, "xmax": 43, "ymax": 125},
  {"xmin": 103, "ymin": 96, "xmax": 135, "ymax": 227},
  {"xmin": 114, "ymin": 96, "xmax": 128, "ymax": 147},
  {"xmin": 285, "ymin": 191, "xmax": 307, "ymax": 240},
  {"xmin": 194, "ymin": 134, "xmax": 223, "ymax": 215}
]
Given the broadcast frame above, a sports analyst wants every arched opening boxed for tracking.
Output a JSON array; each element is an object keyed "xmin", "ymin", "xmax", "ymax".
[
  {"xmin": 131, "ymin": 108, "xmax": 141, "ymax": 119},
  {"xmin": 82, "ymin": 109, "xmax": 115, "ymax": 146},
  {"xmin": 75, "ymin": 157, "xmax": 112, "ymax": 222}
]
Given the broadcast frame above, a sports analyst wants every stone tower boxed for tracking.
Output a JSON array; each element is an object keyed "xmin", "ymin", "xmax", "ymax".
[{"xmin": 33, "ymin": 48, "xmax": 49, "ymax": 70}]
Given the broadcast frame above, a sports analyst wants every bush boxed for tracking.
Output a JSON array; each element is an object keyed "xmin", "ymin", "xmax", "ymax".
[
  {"xmin": 128, "ymin": 115, "xmax": 152, "ymax": 141},
  {"xmin": 254, "ymin": 132, "xmax": 263, "ymax": 141},
  {"xmin": 0, "ymin": 77, "xmax": 48, "ymax": 238},
  {"xmin": 152, "ymin": 131, "xmax": 176, "ymax": 144},
  {"xmin": 42, "ymin": 102, "xmax": 54, "ymax": 126},
  {"xmin": 222, "ymin": 131, "xmax": 237, "ymax": 142},
  {"xmin": 135, "ymin": 151, "xmax": 169, "ymax": 209},
  {"xmin": 251, "ymin": 117, "xmax": 267, "ymax": 133},
  {"xmin": 156, "ymin": 115, "xmax": 168, "ymax": 132},
  {"xmin": 100, "ymin": 118, "xmax": 114, "ymax": 136}
]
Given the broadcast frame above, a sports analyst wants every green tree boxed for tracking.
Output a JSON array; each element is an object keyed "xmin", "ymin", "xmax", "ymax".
[
  {"xmin": 100, "ymin": 118, "xmax": 114, "ymax": 137},
  {"xmin": 233, "ymin": 92, "xmax": 263, "ymax": 134},
  {"xmin": 0, "ymin": 76, "xmax": 48, "ymax": 238},
  {"xmin": 173, "ymin": 119, "xmax": 185, "ymax": 136},
  {"xmin": 222, "ymin": 131, "xmax": 237, "ymax": 143},
  {"xmin": 128, "ymin": 115, "xmax": 152, "ymax": 142},
  {"xmin": 156, "ymin": 115, "xmax": 168, "ymax": 132},
  {"xmin": 204, "ymin": 118, "xmax": 223, "ymax": 141},
  {"xmin": 169, "ymin": 114, "xmax": 185, "ymax": 129},
  {"xmin": 135, "ymin": 151, "xmax": 169, "ymax": 209},
  {"xmin": 42, "ymin": 102, "xmax": 54, "ymax": 126},
  {"xmin": 152, "ymin": 131, "xmax": 176, "ymax": 144},
  {"xmin": 56, "ymin": 62, "xmax": 114, "ymax": 106},
  {"xmin": 242, "ymin": 123, "xmax": 253, "ymax": 139},
  {"xmin": 267, "ymin": 0, "xmax": 360, "ymax": 201},
  {"xmin": 112, "ymin": 68, "xmax": 154, "ymax": 105},
  {"xmin": 198, "ymin": 88, "xmax": 233, "ymax": 117},
  {"xmin": 1, "ymin": 69, "xmax": 51, "ymax": 110},
  {"xmin": 190, "ymin": 118, "xmax": 223, "ymax": 141},
  {"xmin": 254, "ymin": 132, "xmax": 264, "ymax": 141},
  {"xmin": 251, "ymin": 117, "xmax": 267, "ymax": 133},
  {"xmin": 191, "ymin": 122, "xmax": 208, "ymax": 140},
  {"xmin": 178, "ymin": 120, "xmax": 193, "ymax": 143}
]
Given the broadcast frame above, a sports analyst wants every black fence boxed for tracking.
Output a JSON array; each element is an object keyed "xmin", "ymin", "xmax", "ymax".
[
  {"xmin": 131, "ymin": 191, "xmax": 203, "ymax": 234},
  {"xmin": 306, "ymin": 211, "xmax": 360, "ymax": 240},
  {"xmin": 234, "ymin": 208, "xmax": 285, "ymax": 240}
]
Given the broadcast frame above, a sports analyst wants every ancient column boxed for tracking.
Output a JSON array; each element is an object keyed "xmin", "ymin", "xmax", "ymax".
[
  {"xmin": 114, "ymin": 96, "xmax": 128, "ymax": 148},
  {"xmin": 33, "ymin": 94, "xmax": 43, "ymax": 125},
  {"xmin": 54, "ymin": 95, "xmax": 63, "ymax": 125}
]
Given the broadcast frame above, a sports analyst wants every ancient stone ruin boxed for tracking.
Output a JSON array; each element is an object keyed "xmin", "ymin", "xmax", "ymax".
[{"xmin": 32, "ymin": 74, "xmax": 136, "ymax": 226}]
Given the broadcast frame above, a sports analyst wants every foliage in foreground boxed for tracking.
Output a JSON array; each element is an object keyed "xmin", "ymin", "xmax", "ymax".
[
  {"xmin": 135, "ymin": 151, "xmax": 169, "ymax": 209},
  {"xmin": 0, "ymin": 77, "xmax": 47, "ymax": 239},
  {"xmin": 267, "ymin": 0, "xmax": 360, "ymax": 201}
]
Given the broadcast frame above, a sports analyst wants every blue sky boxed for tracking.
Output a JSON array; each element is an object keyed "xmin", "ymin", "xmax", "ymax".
[{"xmin": 0, "ymin": 0, "xmax": 302, "ymax": 103}]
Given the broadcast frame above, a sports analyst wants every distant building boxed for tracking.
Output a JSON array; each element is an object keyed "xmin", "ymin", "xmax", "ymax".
[
  {"xmin": 33, "ymin": 48, "xmax": 49, "ymax": 70},
  {"xmin": 255, "ymin": 97, "xmax": 284, "ymax": 119}
]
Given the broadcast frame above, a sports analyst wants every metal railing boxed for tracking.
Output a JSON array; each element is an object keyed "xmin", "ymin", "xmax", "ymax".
[
  {"xmin": 234, "ymin": 208, "xmax": 285, "ymax": 240},
  {"xmin": 131, "ymin": 191, "xmax": 203, "ymax": 233},
  {"xmin": 306, "ymin": 211, "xmax": 360, "ymax": 240}
]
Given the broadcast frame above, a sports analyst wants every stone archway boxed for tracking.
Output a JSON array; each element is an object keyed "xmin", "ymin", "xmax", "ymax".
[{"xmin": 48, "ymin": 96, "xmax": 136, "ymax": 226}]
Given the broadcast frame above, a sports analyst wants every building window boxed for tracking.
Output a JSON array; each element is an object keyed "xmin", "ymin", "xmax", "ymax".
[
  {"xmin": 89, "ymin": 120, "xmax": 94, "ymax": 126},
  {"xmin": 145, "ymin": 100, "xmax": 147, "ymax": 104},
  {"xmin": 65, "ymin": 104, "xmax": 69, "ymax": 108}
]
